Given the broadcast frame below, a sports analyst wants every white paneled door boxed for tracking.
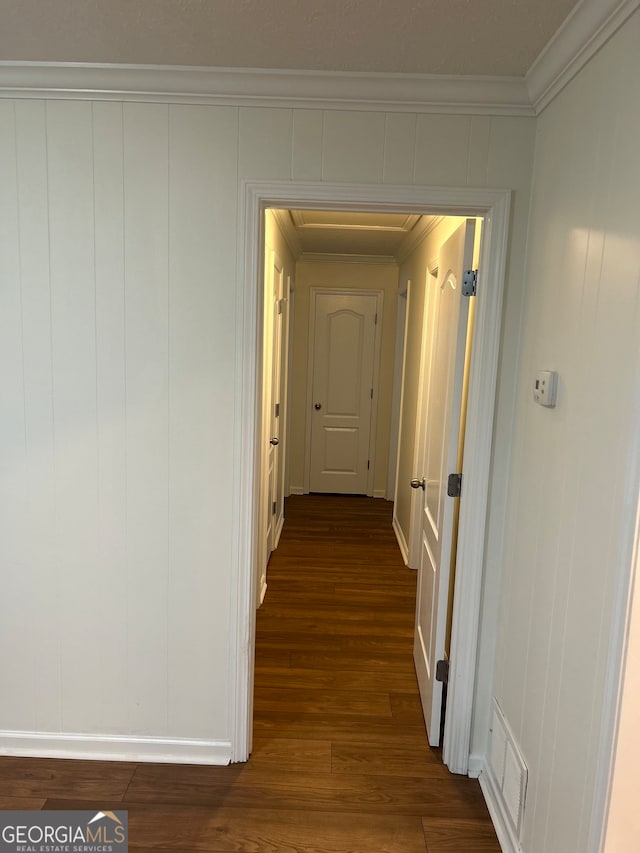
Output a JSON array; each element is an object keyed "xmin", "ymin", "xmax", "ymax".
[
  {"xmin": 309, "ymin": 290, "xmax": 379, "ymax": 494},
  {"xmin": 413, "ymin": 220, "xmax": 476, "ymax": 746},
  {"xmin": 265, "ymin": 253, "xmax": 285, "ymax": 565}
]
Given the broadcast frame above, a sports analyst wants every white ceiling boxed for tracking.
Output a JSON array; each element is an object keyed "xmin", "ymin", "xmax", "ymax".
[
  {"xmin": 284, "ymin": 210, "xmax": 439, "ymax": 258},
  {"xmin": 0, "ymin": 0, "xmax": 580, "ymax": 78},
  {"xmin": 291, "ymin": 211, "xmax": 419, "ymax": 256}
]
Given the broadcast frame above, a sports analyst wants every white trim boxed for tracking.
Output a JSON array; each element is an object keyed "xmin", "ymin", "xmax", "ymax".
[
  {"xmin": 372, "ymin": 489, "xmax": 387, "ymax": 499},
  {"xmin": 525, "ymin": 0, "xmax": 640, "ymax": 113},
  {"xmin": 443, "ymin": 192, "xmax": 510, "ymax": 775},
  {"xmin": 0, "ymin": 61, "xmax": 533, "ymax": 116},
  {"xmin": 0, "ymin": 8, "xmax": 636, "ymax": 118},
  {"xmin": 299, "ymin": 252, "xmax": 397, "ymax": 266},
  {"xmin": 392, "ymin": 515, "xmax": 410, "ymax": 566},
  {"xmin": 288, "ymin": 485, "xmax": 305, "ymax": 495},
  {"xmin": 233, "ymin": 179, "xmax": 512, "ymax": 766},
  {"xmin": 0, "ymin": 731, "xmax": 232, "ymax": 765},
  {"xmin": 479, "ymin": 768, "xmax": 521, "ymax": 853},
  {"xmin": 273, "ymin": 514, "xmax": 285, "ymax": 550},
  {"xmin": 468, "ymin": 753, "xmax": 484, "ymax": 779}
]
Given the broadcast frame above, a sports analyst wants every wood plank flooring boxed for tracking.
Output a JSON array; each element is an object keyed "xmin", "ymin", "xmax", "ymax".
[{"xmin": 0, "ymin": 494, "xmax": 499, "ymax": 852}]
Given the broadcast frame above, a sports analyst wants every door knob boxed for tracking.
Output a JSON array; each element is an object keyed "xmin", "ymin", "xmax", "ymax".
[
  {"xmin": 314, "ymin": 402, "xmax": 322, "ymax": 410},
  {"xmin": 270, "ymin": 437, "xmax": 279, "ymax": 446},
  {"xmin": 410, "ymin": 478, "xmax": 426, "ymax": 490}
]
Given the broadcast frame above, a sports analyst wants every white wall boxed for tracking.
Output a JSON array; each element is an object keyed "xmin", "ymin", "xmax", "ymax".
[
  {"xmin": 490, "ymin": 10, "xmax": 640, "ymax": 851},
  {"xmin": 603, "ymin": 496, "xmax": 640, "ymax": 852},
  {"xmin": 0, "ymin": 98, "xmax": 535, "ymax": 760},
  {"xmin": 289, "ymin": 259, "xmax": 399, "ymax": 497}
]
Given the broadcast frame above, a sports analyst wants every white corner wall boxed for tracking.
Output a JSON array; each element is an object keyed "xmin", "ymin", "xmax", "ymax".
[
  {"xmin": 0, "ymin": 98, "xmax": 535, "ymax": 762},
  {"xmin": 490, "ymin": 10, "xmax": 640, "ymax": 851}
]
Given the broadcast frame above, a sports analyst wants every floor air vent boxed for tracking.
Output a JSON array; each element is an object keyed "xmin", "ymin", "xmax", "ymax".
[{"xmin": 489, "ymin": 699, "xmax": 528, "ymax": 840}]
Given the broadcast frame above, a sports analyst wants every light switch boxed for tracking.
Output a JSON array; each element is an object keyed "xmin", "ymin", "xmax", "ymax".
[{"xmin": 533, "ymin": 370, "xmax": 557, "ymax": 407}]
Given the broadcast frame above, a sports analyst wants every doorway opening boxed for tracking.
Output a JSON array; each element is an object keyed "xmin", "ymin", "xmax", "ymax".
[{"xmin": 231, "ymin": 181, "xmax": 511, "ymax": 774}]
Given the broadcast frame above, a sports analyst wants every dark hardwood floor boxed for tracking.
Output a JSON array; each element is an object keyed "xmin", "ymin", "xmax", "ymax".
[{"xmin": 0, "ymin": 494, "xmax": 500, "ymax": 852}]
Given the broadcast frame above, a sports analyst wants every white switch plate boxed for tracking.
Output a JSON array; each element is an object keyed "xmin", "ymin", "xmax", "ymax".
[{"xmin": 533, "ymin": 370, "xmax": 557, "ymax": 407}]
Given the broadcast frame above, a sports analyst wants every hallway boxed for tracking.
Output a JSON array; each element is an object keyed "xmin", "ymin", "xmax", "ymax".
[
  {"xmin": 0, "ymin": 495, "xmax": 499, "ymax": 851},
  {"xmin": 252, "ymin": 494, "xmax": 500, "ymax": 852}
]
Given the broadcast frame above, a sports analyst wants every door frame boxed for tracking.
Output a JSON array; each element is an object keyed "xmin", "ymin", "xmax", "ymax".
[
  {"xmin": 231, "ymin": 180, "xmax": 511, "ymax": 774},
  {"xmin": 304, "ymin": 287, "xmax": 383, "ymax": 496}
]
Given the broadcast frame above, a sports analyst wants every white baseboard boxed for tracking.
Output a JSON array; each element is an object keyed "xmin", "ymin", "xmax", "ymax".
[
  {"xmin": 479, "ymin": 768, "xmax": 521, "ymax": 853},
  {"xmin": 273, "ymin": 515, "xmax": 284, "ymax": 549},
  {"xmin": 392, "ymin": 515, "xmax": 409, "ymax": 565},
  {"xmin": 289, "ymin": 485, "xmax": 304, "ymax": 495},
  {"xmin": 373, "ymin": 489, "xmax": 387, "ymax": 499},
  {"xmin": 259, "ymin": 579, "xmax": 268, "ymax": 605},
  {"xmin": 0, "ymin": 730, "xmax": 232, "ymax": 765},
  {"xmin": 468, "ymin": 753, "xmax": 484, "ymax": 778}
]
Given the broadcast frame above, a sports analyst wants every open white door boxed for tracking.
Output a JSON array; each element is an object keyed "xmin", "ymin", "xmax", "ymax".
[{"xmin": 412, "ymin": 219, "xmax": 476, "ymax": 746}]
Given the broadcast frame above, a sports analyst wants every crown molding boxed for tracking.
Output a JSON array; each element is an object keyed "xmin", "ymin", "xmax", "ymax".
[
  {"xmin": 270, "ymin": 209, "xmax": 303, "ymax": 259},
  {"xmin": 0, "ymin": 4, "xmax": 635, "ymax": 117},
  {"xmin": 525, "ymin": 0, "xmax": 640, "ymax": 113},
  {"xmin": 0, "ymin": 61, "xmax": 534, "ymax": 116},
  {"xmin": 298, "ymin": 252, "xmax": 398, "ymax": 266}
]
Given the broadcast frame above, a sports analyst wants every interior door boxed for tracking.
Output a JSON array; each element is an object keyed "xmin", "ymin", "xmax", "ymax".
[
  {"xmin": 309, "ymin": 290, "xmax": 378, "ymax": 494},
  {"xmin": 413, "ymin": 220, "xmax": 476, "ymax": 746},
  {"xmin": 267, "ymin": 254, "xmax": 284, "ymax": 555}
]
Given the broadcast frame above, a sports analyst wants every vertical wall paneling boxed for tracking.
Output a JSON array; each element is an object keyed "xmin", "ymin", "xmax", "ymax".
[
  {"xmin": 467, "ymin": 117, "xmax": 491, "ymax": 186},
  {"xmin": 0, "ymin": 101, "xmax": 33, "ymax": 730},
  {"xmin": 239, "ymin": 107, "xmax": 293, "ymax": 179},
  {"xmin": 15, "ymin": 100, "xmax": 60, "ymax": 732},
  {"xmin": 414, "ymin": 115, "xmax": 471, "ymax": 186},
  {"xmin": 469, "ymin": 113, "xmax": 536, "ymax": 770},
  {"xmin": 382, "ymin": 113, "xmax": 417, "ymax": 185},
  {"xmin": 46, "ymin": 101, "xmax": 100, "ymax": 732},
  {"xmin": 321, "ymin": 111, "xmax": 385, "ymax": 183},
  {"xmin": 123, "ymin": 103, "xmax": 170, "ymax": 735},
  {"xmin": 490, "ymin": 14, "xmax": 640, "ymax": 853},
  {"xmin": 92, "ymin": 101, "xmax": 129, "ymax": 732},
  {"xmin": 292, "ymin": 110, "xmax": 323, "ymax": 181},
  {"xmin": 167, "ymin": 105, "xmax": 238, "ymax": 738},
  {"xmin": 0, "ymin": 86, "xmax": 544, "ymax": 768}
]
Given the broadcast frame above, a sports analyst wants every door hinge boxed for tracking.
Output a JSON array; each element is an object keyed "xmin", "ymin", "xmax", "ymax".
[
  {"xmin": 436, "ymin": 659, "xmax": 449, "ymax": 684},
  {"xmin": 272, "ymin": 501, "xmax": 277, "ymax": 515},
  {"xmin": 276, "ymin": 298, "xmax": 284, "ymax": 315},
  {"xmin": 462, "ymin": 269, "xmax": 478, "ymax": 297},
  {"xmin": 274, "ymin": 402, "xmax": 280, "ymax": 418},
  {"xmin": 370, "ymin": 388, "xmax": 373, "ymax": 399},
  {"xmin": 447, "ymin": 473, "xmax": 462, "ymax": 498},
  {"xmin": 367, "ymin": 460, "xmax": 370, "ymax": 470}
]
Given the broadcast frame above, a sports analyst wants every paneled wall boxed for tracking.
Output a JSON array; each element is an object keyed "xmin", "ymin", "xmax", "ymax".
[
  {"xmin": 0, "ymin": 97, "xmax": 535, "ymax": 757},
  {"xmin": 491, "ymin": 11, "xmax": 640, "ymax": 852}
]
